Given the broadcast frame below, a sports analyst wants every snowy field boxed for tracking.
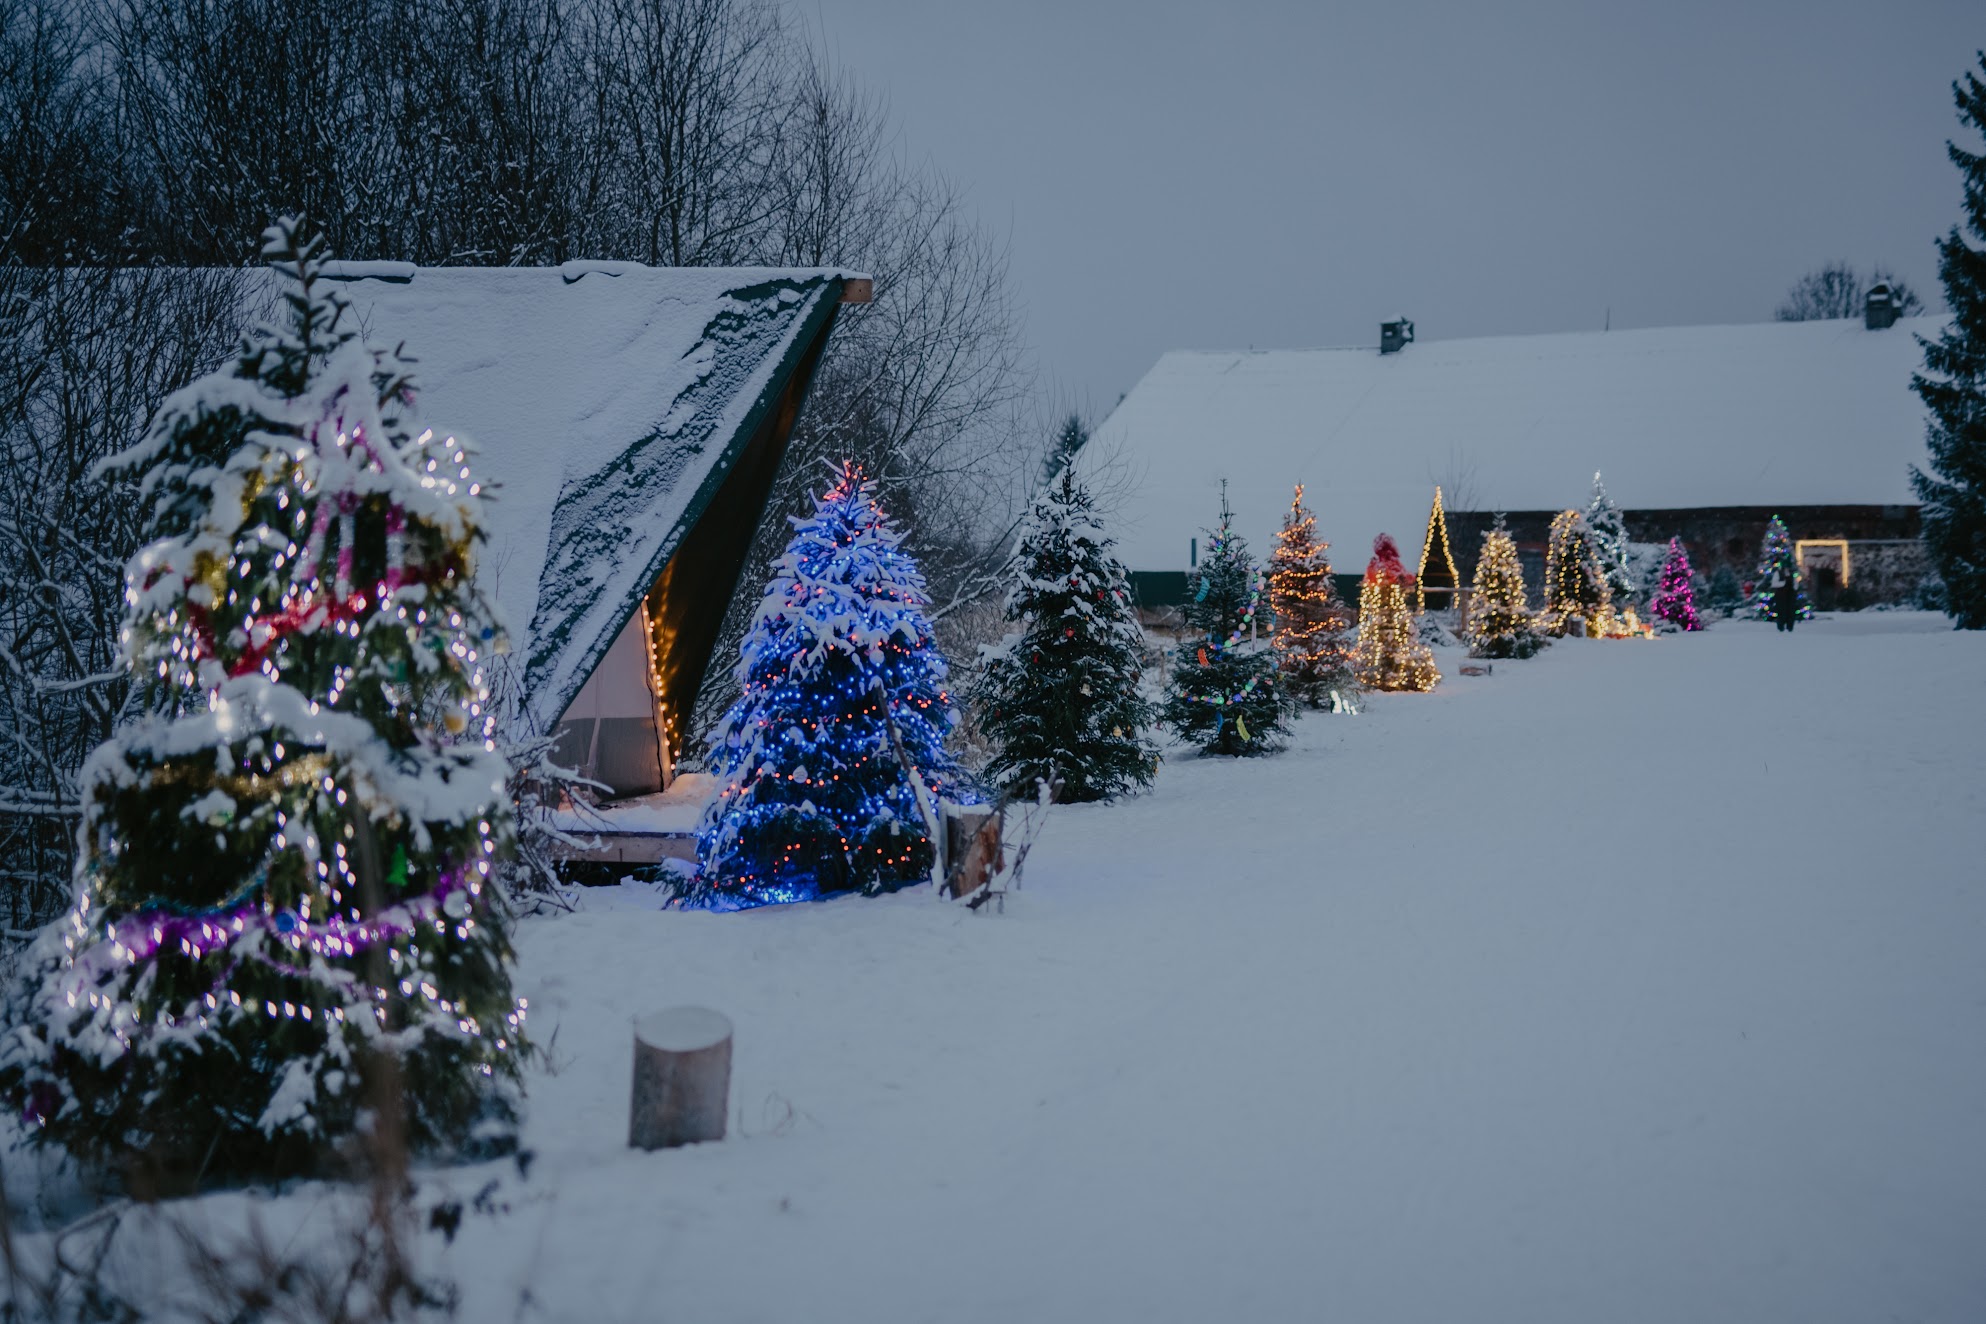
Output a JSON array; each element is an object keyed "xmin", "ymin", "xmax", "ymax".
[{"xmin": 12, "ymin": 611, "xmax": 1986, "ymax": 1321}]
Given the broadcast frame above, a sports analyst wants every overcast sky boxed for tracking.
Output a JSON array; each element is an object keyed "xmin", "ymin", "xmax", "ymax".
[{"xmin": 807, "ymin": 0, "xmax": 1978, "ymax": 418}]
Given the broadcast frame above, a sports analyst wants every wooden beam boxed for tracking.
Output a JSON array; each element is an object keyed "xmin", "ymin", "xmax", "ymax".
[{"xmin": 839, "ymin": 277, "xmax": 873, "ymax": 305}]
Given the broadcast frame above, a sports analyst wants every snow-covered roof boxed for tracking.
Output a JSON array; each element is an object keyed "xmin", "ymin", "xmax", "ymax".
[
  {"xmin": 304, "ymin": 261, "xmax": 855, "ymax": 730},
  {"xmin": 1086, "ymin": 317, "xmax": 1941, "ymax": 572}
]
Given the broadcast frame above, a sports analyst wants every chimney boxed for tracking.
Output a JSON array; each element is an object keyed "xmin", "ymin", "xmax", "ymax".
[
  {"xmin": 1380, "ymin": 317, "xmax": 1415, "ymax": 354},
  {"xmin": 1864, "ymin": 283, "xmax": 1899, "ymax": 331}
]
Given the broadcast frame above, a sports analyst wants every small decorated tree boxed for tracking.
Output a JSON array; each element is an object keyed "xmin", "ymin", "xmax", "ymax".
[
  {"xmin": 1649, "ymin": 537, "xmax": 1703, "ymax": 631},
  {"xmin": 1749, "ymin": 515, "xmax": 1813, "ymax": 623},
  {"xmin": 1162, "ymin": 489, "xmax": 1288, "ymax": 755},
  {"xmin": 1585, "ymin": 471, "xmax": 1637, "ymax": 607},
  {"xmin": 1355, "ymin": 534, "xmax": 1441, "ymax": 691},
  {"xmin": 1706, "ymin": 563, "xmax": 1744, "ymax": 616},
  {"xmin": 687, "ymin": 464, "xmax": 969, "ymax": 909},
  {"xmin": 1542, "ymin": 508, "xmax": 1611, "ymax": 636},
  {"xmin": 1267, "ymin": 484, "xmax": 1356, "ymax": 707},
  {"xmin": 975, "ymin": 466, "xmax": 1157, "ymax": 803},
  {"xmin": 1464, "ymin": 519, "xmax": 1546, "ymax": 658},
  {"xmin": 0, "ymin": 221, "xmax": 524, "ymax": 1184}
]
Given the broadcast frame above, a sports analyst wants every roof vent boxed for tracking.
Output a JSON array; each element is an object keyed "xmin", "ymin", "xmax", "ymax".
[
  {"xmin": 1381, "ymin": 317, "xmax": 1415, "ymax": 354},
  {"xmin": 1864, "ymin": 283, "xmax": 1899, "ymax": 331}
]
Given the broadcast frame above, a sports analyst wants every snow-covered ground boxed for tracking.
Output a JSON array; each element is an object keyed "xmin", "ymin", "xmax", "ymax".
[{"xmin": 12, "ymin": 612, "xmax": 1986, "ymax": 1321}]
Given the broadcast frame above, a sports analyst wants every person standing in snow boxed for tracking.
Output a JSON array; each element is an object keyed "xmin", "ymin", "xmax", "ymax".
[{"xmin": 1770, "ymin": 564, "xmax": 1798, "ymax": 632}]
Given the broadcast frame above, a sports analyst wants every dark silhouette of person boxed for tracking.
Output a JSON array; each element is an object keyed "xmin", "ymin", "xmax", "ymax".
[{"xmin": 1770, "ymin": 564, "xmax": 1798, "ymax": 632}]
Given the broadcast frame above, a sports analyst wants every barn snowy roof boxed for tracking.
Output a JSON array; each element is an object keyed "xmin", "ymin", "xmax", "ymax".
[
  {"xmin": 312, "ymin": 260, "xmax": 859, "ymax": 731},
  {"xmin": 1085, "ymin": 316, "xmax": 1942, "ymax": 573}
]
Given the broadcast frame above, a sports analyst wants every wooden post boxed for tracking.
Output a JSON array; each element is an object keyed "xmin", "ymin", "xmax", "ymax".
[{"xmin": 629, "ymin": 1007, "xmax": 732, "ymax": 1150}]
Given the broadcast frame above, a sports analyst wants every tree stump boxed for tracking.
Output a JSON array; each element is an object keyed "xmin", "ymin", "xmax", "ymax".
[
  {"xmin": 629, "ymin": 1007, "xmax": 732, "ymax": 1150},
  {"xmin": 943, "ymin": 805, "xmax": 1003, "ymax": 898}
]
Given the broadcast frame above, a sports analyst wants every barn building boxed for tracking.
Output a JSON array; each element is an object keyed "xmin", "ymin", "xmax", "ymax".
[
  {"xmin": 1087, "ymin": 309, "xmax": 1939, "ymax": 615},
  {"xmin": 316, "ymin": 260, "xmax": 867, "ymax": 816}
]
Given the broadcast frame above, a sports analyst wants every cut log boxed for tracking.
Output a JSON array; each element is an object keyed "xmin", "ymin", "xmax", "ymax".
[{"xmin": 629, "ymin": 1007, "xmax": 732, "ymax": 1150}]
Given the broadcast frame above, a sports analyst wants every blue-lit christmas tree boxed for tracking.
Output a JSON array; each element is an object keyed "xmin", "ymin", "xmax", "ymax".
[{"xmin": 684, "ymin": 464, "xmax": 968, "ymax": 909}]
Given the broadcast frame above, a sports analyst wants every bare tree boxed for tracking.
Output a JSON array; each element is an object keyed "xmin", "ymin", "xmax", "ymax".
[
  {"xmin": 585, "ymin": 0, "xmax": 795, "ymax": 266},
  {"xmin": 2, "ymin": 0, "xmax": 1042, "ymax": 807},
  {"xmin": 1776, "ymin": 260, "xmax": 1926, "ymax": 321},
  {"xmin": 0, "ymin": 265, "xmax": 242, "ymax": 940}
]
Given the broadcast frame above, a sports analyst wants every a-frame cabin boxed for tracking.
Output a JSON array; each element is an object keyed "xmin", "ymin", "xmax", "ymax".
[{"xmin": 317, "ymin": 260, "xmax": 868, "ymax": 799}]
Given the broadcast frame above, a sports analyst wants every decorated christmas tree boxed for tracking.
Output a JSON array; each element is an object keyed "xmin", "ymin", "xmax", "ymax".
[
  {"xmin": 1585, "ymin": 471, "xmax": 1637, "ymax": 607},
  {"xmin": 1414, "ymin": 486, "xmax": 1461, "ymax": 613},
  {"xmin": 1910, "ymin": 54, "xmax": 1986, "ymax": 628},
  {"xmin": 1750, "ymin": 515, "xmax": 1813, "ymax": 623},
  {"xmin": 687, "ymin": 464, "xmax": 969, "ymax": 909},
  {"xmin": 1463, "ymin": 519, "xmax": 1546, "ymax": 658},
  {"xmin": 1162, "ymin": 488, "xmax": 1288, "ymax": 755},
  {"xmin": 1354, "ymin": 534, "xmax": 1441, "ymax": 691},
  {"xmin": 0, "ymin": 221, "xmax": 524, "ymax": 1184},
  {"xmin": 1542, "ymin": 508, "xmax": 1611, "ymax": 636},
  {"xmin": 975, "ymin": 466, "xmax": 1157, "ymax": 803},
  {"xmin": 1267, "ymin": 484, "xmax": 1357, "ymax": 707},
  {"xmin": 1649, "ymin": 537, "xmax": 1703, "ymax": 631}
]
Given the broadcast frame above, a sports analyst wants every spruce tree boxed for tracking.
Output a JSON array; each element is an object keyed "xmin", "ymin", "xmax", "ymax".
[
  {"xmin": 976, "ymin": 467, "xmax": 1156, "ymax": 803},
  {"xmin": 1585, "ymin": 471, "xmax": 1637, "ymax": 608},
  {"xmin": 1267, "ymin": 484, "xmax": 1356, "ymax": 706},
  {"xmin": 1750, "ymin": 515, "xmax": 1813, "ymax": 622},
  {"xmin": 1911, "ymin": 54, "xmax": 1986, "ymax": 628},
  {"xmin": 688, "ymin": 465, "xmax": 968, "ymax": 909},
  {"xmin": 1354, "ymin": 534, "xmax": 1441, "ymax": 691},
  {"xmin": 1040, "ymin": 413, "xmax": 1090, "ymax": 489},
  {"xmin": 0, "ymin": 221, "xmax": 524, "ymax": 1184},
  {"xmin": 1707, "ymin": 563, "xmax": 1744, "ymax": 616},
  {"xmin": 1464, "ymin": 519, "xmax": 1546, "ymax": 658},
  {"xmin": 1542, "ymin": 509, "xmax": 1611, "ymax": 636},
  {"xmin": 1162, "ymin": 489, "xmax": 1288, "ymax": 755},
  {"xmin": 1650, "ymin": 537, "xmax": 1703, "ymax": 631}
]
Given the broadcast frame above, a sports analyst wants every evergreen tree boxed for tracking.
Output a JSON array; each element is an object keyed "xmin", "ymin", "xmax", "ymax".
[
  {"xmin": 1650, "ymin": 537, "xmax": 1703, "ymax": 631},
  {"xmin": 975, "ymin": 466, "xmax": 1156, "ymax": 803},
  {"xmin": 1750, "ymin": 515, "xmax": 1813, "ymax": 622},
  {"xmin": 1354, "ymin": 534, "xmax": 1441, "ymax": 691},
  {"xmin": 0, "ymin": 221, "xmax": 524, "ymax": 1184},
  {"xmin": 1542, "ymin": 508, "xmax": 1611, "ymax": 636},
  {"xmin": 1413, "ymin": 486, "xmax": 1461, "ymax": 612},
  {"xmin": 1706, "ymin": 563, "xmax": 1744, "ymax": 616},
  {"xmin": 1040, "ymin": 413, "xmax": 1090, "ymax": 489},
  {"xmin": 1267, "ymin": 484, "xmax": 1357, "ymax": 706},
  {"xmin": 1911, "ymin": 54, "xmax": 1986, "ymax": 628},
  {"xmin": 1464, "ymin": 519, "xmax": 1546, "ymax": 658},
  {"xmin": 688, "ymin": 464, "xmax": 968, "ymax": 909},
  {"xmin": 1162, "ymin": 489, "xmax": 1288, "ymax": 755},
  {"xmin": 1585, "ymin": 471, "xmax": 1637, "ymax": 607}
]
